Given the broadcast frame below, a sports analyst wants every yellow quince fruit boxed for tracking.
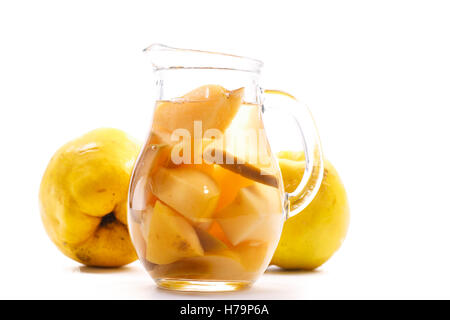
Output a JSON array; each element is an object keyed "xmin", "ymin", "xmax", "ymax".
[
  {"xmin": 271, "ymin": 152, "xmax": 350, "ymax": 270},
  {"xmin": 39, "ymin": 128, "xmax": 141, "ymax": 267}
]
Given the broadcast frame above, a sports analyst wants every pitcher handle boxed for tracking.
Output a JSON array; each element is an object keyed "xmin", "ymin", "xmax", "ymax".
[{"xmin": 263, "ymin": 89, "xmax": 324, "ymax": 218}]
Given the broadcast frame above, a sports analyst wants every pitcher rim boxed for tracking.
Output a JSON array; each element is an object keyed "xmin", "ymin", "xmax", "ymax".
[{"xmin": 143, "ymin": 43, "xmax": 264, "ymax": 74}]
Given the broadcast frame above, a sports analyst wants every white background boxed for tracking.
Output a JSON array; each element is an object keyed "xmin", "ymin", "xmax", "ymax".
[{"xmin": 1, "ymin": 0, "xmax": 450, "ymax": 299}]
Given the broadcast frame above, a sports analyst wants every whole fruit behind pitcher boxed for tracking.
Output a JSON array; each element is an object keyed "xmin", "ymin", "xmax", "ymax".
[
  {"xmin": 39, "ymin": 128, "xmax": 140, "ymax": 267},
  {"xmin": 271, "ymin": 151, "xmax": 350, "ymax": 270}
]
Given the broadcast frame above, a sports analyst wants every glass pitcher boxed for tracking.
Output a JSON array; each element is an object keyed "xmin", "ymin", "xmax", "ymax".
[{"xmin": 128, "ymin": 44, "xmax": 324, "ymax": 292}]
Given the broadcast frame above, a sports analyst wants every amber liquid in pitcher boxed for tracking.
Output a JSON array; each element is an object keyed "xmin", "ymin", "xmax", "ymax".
[{"xmin": 128, "ymin": 85, "xmax": 284, "ymax": 290}]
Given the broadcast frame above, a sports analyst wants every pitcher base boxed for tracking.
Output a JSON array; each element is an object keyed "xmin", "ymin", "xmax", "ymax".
[{"xmin": 155, "ymin": 279, "xmax": 253, "ymax": 292}]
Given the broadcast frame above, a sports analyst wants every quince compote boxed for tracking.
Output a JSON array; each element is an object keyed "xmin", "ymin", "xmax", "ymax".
[{"xmin": 128, "ymin": 85, "xmax": 284, "ymax": 289}]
